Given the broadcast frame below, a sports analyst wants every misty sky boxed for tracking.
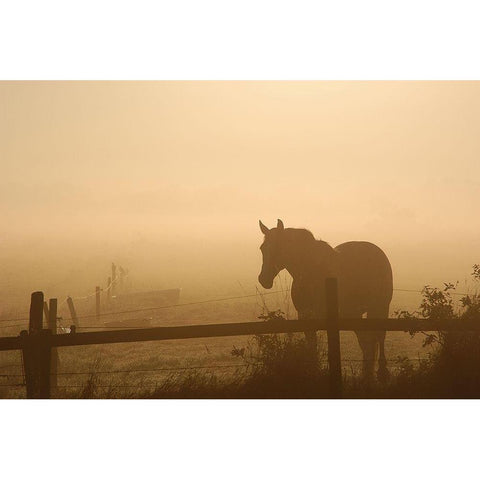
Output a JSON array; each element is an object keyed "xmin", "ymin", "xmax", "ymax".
[{"xmin": 1, "ymin": 81, "xmax": 479, "ymax": 298}]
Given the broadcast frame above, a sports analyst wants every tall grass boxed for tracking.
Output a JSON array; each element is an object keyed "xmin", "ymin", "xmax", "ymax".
[{"xmin": 52, "ymin": 267, "xmax": 480, "ymax": 398}]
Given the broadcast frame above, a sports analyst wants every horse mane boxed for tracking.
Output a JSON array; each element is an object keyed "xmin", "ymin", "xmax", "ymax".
[
  {"xmin": 287, "ymin": 228, "xmax": 332, "ymax": 248},
  {"xmin": 286, "ymin": 227, "xmax": 315, "ymax": 243},
  {"xmin": 285, "ymin": 228, "xmax": 335, "ymax": 259}
]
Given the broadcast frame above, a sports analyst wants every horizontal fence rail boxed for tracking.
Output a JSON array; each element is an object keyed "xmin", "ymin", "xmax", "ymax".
[{"xmin": 1, "ymin": 317, "xmax": 480, "ymax": 353}]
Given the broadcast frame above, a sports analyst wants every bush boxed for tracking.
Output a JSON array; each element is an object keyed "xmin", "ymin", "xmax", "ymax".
[
  {"xmin": 148, "ymin": 310, "xmax": 331, "ymax": 398},
  {"xmin": 229, "ymin": 310, "xmax": 330, "ymax": 398},
  {"xmin": 389, "ymin": 266, "xmax": 480, "ymax": 398}
]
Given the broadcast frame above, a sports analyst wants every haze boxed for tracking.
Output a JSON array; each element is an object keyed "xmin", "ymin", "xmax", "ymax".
[{"xmin": 1, "ymin": 81, "xmax": 479, "ymax": 310}]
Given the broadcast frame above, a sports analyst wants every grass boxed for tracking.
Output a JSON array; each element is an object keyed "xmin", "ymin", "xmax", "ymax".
[
  {"xmin": 4, "ymin": 269, "xmax": 477, "ymax": 399},
  {"xmin": 0, "ymin": 326, "xmax": 432, "ymax": 399}
]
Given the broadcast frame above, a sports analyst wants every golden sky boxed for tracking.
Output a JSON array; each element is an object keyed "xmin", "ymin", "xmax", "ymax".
[{"xmin": 1, "ymin": 81, "xmax": 479, "ymax": 293}]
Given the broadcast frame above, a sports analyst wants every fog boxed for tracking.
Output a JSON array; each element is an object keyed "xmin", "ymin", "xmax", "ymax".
[{"xmin": 1, "ymin": 81, "xmax": 479, "ymax": 311}]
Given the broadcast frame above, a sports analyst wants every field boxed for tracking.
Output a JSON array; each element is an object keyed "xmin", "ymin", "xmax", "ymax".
[{"xmin": 0, "ymin": 278, "xmax": 437, "ymax": 399}]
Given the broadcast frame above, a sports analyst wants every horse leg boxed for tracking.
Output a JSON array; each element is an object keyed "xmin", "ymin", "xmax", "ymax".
[
  {"xmin": 298, "ymin": 310, "xmax": 318, "ymax": 359},
  {"xmin": 368, "ymin": 304, "xmax": 390, "ymax": 382},
  {"xmin": 355, "ymin": 331, "xmax": 377, "ymax": 383},
  {"xmin": 376, "ymin": 331, "xmax": 389, "ymax": 382}
]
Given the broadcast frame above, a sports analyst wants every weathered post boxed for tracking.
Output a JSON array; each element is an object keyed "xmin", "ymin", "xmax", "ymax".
[
  {"xmin": 29, "ymin": 291, "xmax": 44, "ymax": 334},
  {"xmin": 66, "ymin": 297, "xmax": 79, "ymax": 327},
  {"xmin": 22, "ymin": 293, "xmax": 44, "ymax": 398},
  {"xmin": 43, "ymin": 301, "xmax": 49, "ymax": 323},
  {"xmin": 20, "ymin": 330, "xmax": 34, "ymax": 398},
  {"xmin": 48, "ymin": 298, "xmax": 58, "ymax": 388},
  {"xmin": 106, "ymin": 276, "xmax": 112, "ymax": 304},
  {"xmin": 119, "ymin": 266, "xmax": 125, "ymax": 292},
  {"xmin": 37, "ymin": 329, "xmax": 52, "ymax": 398},
  {"xmin": 325, "ymin": 278, "xmax": 342, "ymax": 398},
  {"xmin": 48, "ymin": 298, "xmax": 57, "ymax": 332},
  {"xmin": 111, "ymin": 263, "xmax": 117, "ymax": 297},
  {"xmin": 95, "ymin": 286, "xmax": 101, "ymax": 321},
  {"xmin": 22, "ymin": 291, "xmax": 52, "ymax": 399}
]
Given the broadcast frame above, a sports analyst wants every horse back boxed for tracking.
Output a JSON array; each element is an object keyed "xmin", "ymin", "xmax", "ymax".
[{"xmin": 334, "ymin": 241, "xmax": 393, "ymax": 310}]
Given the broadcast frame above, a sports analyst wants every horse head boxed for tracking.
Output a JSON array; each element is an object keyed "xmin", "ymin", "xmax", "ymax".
[{"xmin": 258, "ymin": 219, "xmax": 285, "ymax": 289}]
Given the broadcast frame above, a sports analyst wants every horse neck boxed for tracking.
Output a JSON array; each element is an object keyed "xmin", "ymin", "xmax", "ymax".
[{"xmin": 284, "ymin": 238, "xmax": 336, "ymax": 280}]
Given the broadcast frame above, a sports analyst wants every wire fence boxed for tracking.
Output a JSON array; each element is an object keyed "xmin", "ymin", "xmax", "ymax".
[
  {"xmin": 0, "ymin": 356, "xmax": 432, "ymax": 378},
  {"xmin": 2, "ymin": 284, "xmax": 477, "ymax": 329},
  {"xmin": 0, "ymin": 350, "xmax": 461, "ymax": 395},
  {"xmin": 0, "ymin": 288, "xmax": 291, "ymax": 326}
]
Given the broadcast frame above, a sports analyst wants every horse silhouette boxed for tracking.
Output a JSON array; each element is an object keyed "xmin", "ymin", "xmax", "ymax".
[{"xmin": 258, "ymin": 219, "xmax": 393, "ymax": 381}]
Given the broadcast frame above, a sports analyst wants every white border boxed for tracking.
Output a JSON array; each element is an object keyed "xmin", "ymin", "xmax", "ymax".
[
  {"xmin": 1, "ymin": 1, "xmax": 480, "ymax": 79},
  {"xmin": 1, "ymin": 1, "xmax": 479, "ymax": 478},
  {"xmin": 1, "ymin": 400, "xmax": 478, "ymax": 480}
]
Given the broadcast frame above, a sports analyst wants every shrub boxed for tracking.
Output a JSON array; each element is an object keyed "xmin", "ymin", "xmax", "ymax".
[
  {"xmin": 230, "ymin": 310, "xmax": 330, "ymax": 398},
  {"xmin": 391, "ymin": 266, "xmax": 480, "ymax": 398}
]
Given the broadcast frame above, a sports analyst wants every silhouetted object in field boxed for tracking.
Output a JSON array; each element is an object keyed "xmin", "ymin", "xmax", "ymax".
[{"xmin": 258, "ymin": 219, "xmax": 393, "ymax": 381}]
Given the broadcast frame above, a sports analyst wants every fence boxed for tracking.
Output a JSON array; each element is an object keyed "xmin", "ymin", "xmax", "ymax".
[{"xmin": 1, "ymin": 277, "xmax": 479, "ymax": 399}]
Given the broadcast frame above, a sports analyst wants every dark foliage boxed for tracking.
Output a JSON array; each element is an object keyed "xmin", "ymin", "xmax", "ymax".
[{"xmin": 384, "ymin": 267, "xmax": 480, "ymax": 398}]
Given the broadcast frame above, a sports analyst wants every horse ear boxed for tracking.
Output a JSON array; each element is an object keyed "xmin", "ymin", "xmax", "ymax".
[
  {"xmin": 277, "ymin": 219, "xmax": 284, "ymax": 231},
  {"xmin": 259, "ymin": 220, "xmax": 270, "ymax": 235}
]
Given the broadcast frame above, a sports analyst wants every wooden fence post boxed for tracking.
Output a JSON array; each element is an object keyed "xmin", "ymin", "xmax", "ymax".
[
  {"xmin": 111, "ymin": 263, "xmax": 117, "ymax": 297},
  {"xmin": 325, "ymin": 278, "xmax": 343, "ymax": 398},
  {"xmin": 37, "ymin": 329, "xmax": 52, "ymax": 398},
  {"xmin": 22, "ymin": 291, "xmax": 52, "ymax": 399},
  {"xmin": 119, "ymin": 266, "xmax": 125, "ymax": 292},
  {"xmin": 29, "ymin": 291, "xmax": 44, "ymax": 334},
  {"xmin": 66, "ymin": 297, "xmax": 79, "ymax": 327},
  {"xmin": 20, "ymin": 330, "xmax": 34, "ymax": 398},
  {"xmin": 107, "ymin": 277, "xmax": 111, "ymax": 304},
  {"xmin": 96, "ymin": 286, "xmax": 101, "ymax": 321},
  {"xmin": 43, "ymin": 301, "xmax": 49, "ymax": 323},
  {"xmin": 48, "ymin": 298, "xmax": 58, "ymax": 388}
]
